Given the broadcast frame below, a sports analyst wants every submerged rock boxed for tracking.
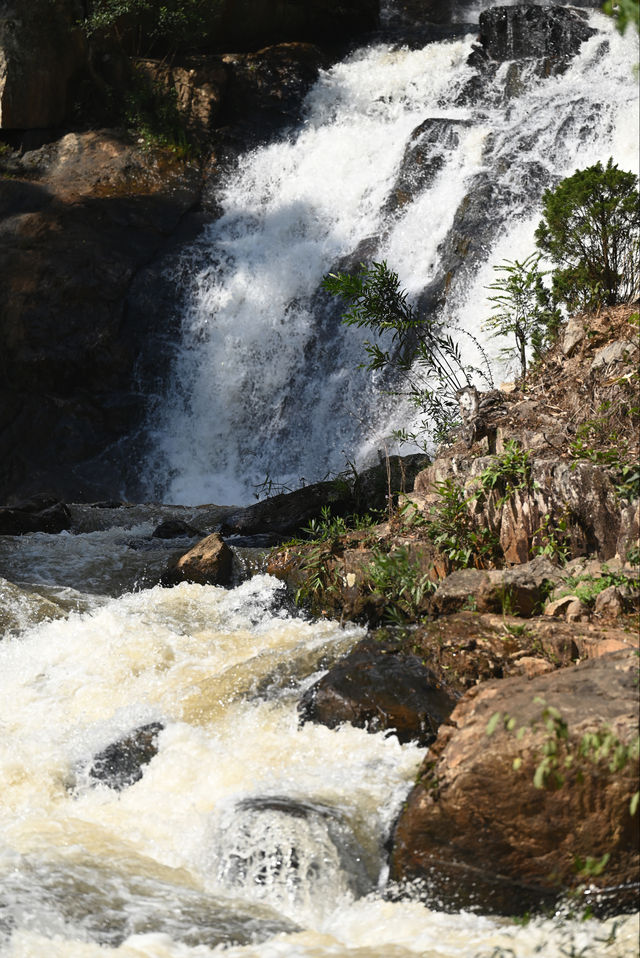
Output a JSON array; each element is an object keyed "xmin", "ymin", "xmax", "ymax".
[
  {"xmin": 390, "ymin": 650, "xmax": 640, "ymax": 916},
  {"xmin": 299, "ymin": 635, "xmax": 458, "ymax": 746},
  {"xmin": 85, "ymin": 722, "xmax": 164, "ymax": 791}
]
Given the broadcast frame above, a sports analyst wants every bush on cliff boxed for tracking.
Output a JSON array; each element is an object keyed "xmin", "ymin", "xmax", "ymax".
[
  {"xmin": 535, "ymin": 158, "xmax": 640, "ymax": 311},
  {"xmin": 82, "ymin": 0, "xmax": 221, "ymax": 56}
]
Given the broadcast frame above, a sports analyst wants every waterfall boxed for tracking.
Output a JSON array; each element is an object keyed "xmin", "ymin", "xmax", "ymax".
[{"xmin": 146, "ymin": 9, "xmax": 638, "ymax": 507}]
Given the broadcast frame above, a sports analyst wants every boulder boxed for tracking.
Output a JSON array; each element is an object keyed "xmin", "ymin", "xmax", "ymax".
[
  {"xmin": 152, "ymin": 518, "xmax": 203, "ymax": 540},
  {"xmin": 0, "ymin": 0, "xmax": 87, "ymax": 129},
  {"xmin": 161, "ymin": 532, "xmax": 233, "ymax": 586},
  {"xmin": 430, "ymin": 557, "xmax": 564, "ymax": 617},
  {"xmin": 472, "ymin": 5, "xmax": 596, "ymax": 63},
  {"xmin": 390, "ymin": 650, "xmax": 639, "ymax": 915},
  {"xmin": 298, "ymin": 635, "xmax": 458, "ymax": 746},
  {"xmin": 84, "ymin": 722, "xmax": 164, "ymax": 791},
  {"xmin": 0, "ymin": 494, "xmax": 71, "ymax": 534}
]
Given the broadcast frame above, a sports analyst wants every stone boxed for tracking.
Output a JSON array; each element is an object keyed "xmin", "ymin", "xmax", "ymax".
[
  {"xmin": 152, "ymin": 519, "xmax": 203, "ymax": 539},
  {"xmin": 561, "ymin": 316, "xmax": 586, "ymax": 357},
  {"xmin": 473, "ymin": 5, "xmax": 596, "ymax": 63},
  {"xmin": 161, "ymin": 533, "xmax": 233, "ymax": 587},
  {"xmin": 390, "ymin": 650, "xmax": 639, "ymax": 915},
  {"xmin": 591, "ymin": 339, "xmax": 638, "ymax": 372},
  {"xmin": 84, "ymin": 722, "xmax": 164, "ymax": 791},
  {"xmin": 0, "ymin": 495, "xmax": 71, "ymax": 535},
  {"xmin": 594, "ymin": 585, "xmax": 625, "ymax": 620},
  {"xmin": 431, "ymin": 557, "xmax": 563, "ymax": 618},
  {"xmin": 298, "ymin": 635, "xmax": 458, "ymax": 747},
  {"xmin": 0, "ymin": 0, "xmax": 87, "ymax": 129}
]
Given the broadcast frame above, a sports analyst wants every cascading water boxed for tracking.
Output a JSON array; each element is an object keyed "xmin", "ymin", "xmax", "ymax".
[
  {"xmin": 146, "ymin": 6, "xmax": 638, "ymax": 506},
  {"xmin": 2, "ymin": 6, "xmax": 639, "ymax": 957}
]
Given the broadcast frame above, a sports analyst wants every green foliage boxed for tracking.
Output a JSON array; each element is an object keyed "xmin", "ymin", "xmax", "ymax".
[
  {"xmin": 488, "ymin": 698, "xmax": 640, "ymax": 819},
  {"xmin": 603, "ymin": 0, "xmax": 640, "ymax": 34},
  {"xmin": 303, "ymin": 505, "xmax": 379, "ymax": 542},
  {"xmin": 322, "ymin": 261, "xmax": 493, "ymax": 445},
  {"xmin": 555, "ymin": 567, "xmax": 632, "ymax": 608},
  {"xmin": 426, "ymin": 478, "xmax": 498, "ymax": 569},
  {"xmin": 569, "ymin": 409, "xmax": 640, "ymax": 501},
  {"xmin": 366, "ymin": 545, "xmax": 435, "ymax": 623},
  {"xmin": 483, "ymin": 253, "xmax": 560, "ymax": 376},
  {"xmin": 123, "ymin": 68, "xmax": 193, "ymax": 154},
  {"xmin": 534, "ymin": 158, "xmax": 640, "ymax": 311},
  {"xmin": 477, "ymin": 440, "xmax": 535, "ymax": 507},
  {"xmin": 293, "ymin": 542, "xmax": 338, "ymax": 609},
  {"xmin": 82, "ymin": 0, "xmax": 221, "ymax": 56},
  {"xmin": 531, "ymin": 512, "xmax": 571, "ymax": 564}
]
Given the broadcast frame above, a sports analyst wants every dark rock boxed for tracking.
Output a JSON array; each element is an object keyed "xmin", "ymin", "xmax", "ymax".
[
  {"xmin": 299, "ymin": 635, "xmax": 458, "ymax": 746},
  {"xmin": 221, "ymin": 455, "xmax": 428, "ymax": 540},
  {"xmin": 390, "ymin": 650, "xmax": 639, "ymax": 916},
  {"xmin": 0, "ymin": 0, "xmax": 87, "ymax": 130},
  {"xmin": 152, "ymin": 518, "xmax": 203, "ymax": 539},
  {"xmin": 471, "ymin": 5, "xmax": 596, "ymax": 64},
  {"xmin": 385, "ymin": 118, "xmax": 471, "ymax": 216},
  {"xmin": 161, "ymin": 532, "xmax": 234, "ymax": 586},
  {"xmin": 0, "ymin": 495, "xmax": 71, "ymax": 535},
  {"xmin": 86, "ymin": 722, "xmax": 163, "ymax": 791}
]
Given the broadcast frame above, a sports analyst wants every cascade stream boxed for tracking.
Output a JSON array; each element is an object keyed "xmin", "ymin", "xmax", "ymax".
[
  {"xmin": 1, "ymin": 3, "xmax": 639, "ymax": 956},
  {"xmin": 146, "ymin": 3, "xmax": 638, "ymax": 506}
]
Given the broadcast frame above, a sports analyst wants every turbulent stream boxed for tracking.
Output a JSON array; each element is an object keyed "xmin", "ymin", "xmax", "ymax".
[
  {"xmin": 1, "ymin": 507, "xmax": 639, "ymax": 957},
  {"xmin": 1, "ymin": 3, "xmax": 639, "ymax": 956}
]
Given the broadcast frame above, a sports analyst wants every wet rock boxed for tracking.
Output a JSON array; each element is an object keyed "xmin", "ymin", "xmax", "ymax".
[
  {"xmin": 161, "ymin": 533, "xmax": 233, "ymax": 587},
  {"xmin": 298, "ymin": 635, "xmax": 458, "ymax": 746},
  {"xmin": 0, "ymin": 495, "xmax": 71, "ymax": 535},
  {"xmin": 472, "ymin": 5, "xmax": 596, "ymax": 64},
  {"xmin": 390, "ymin": 650, "xmax": 640, "ymax": 916},
  {"xmin": 221, "ymin": 455, "xmax": 427, "ymax": 540},
  {"xmin": 152, "ymin": 518, "xmax": 203, "ymax": 540},
  {"xmin": 86, "ymin": 722, "xmax": 164, "ymax": 791}
]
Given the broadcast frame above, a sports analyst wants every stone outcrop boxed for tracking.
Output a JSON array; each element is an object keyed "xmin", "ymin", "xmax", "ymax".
[
  {"xmin": 299, "ymin": 634, "xmax": 458, "ymax": 746},
  {"xmin": 390, "ymin": 650, "xmax": 640, "ymax": 915},
  {"xmin": 0, "ymin": 0, "xmax": 86, "ymax": 130},
  {"xmin": 161, "ymin": 532, "xmax": 234, "ymax": 587},
  {"xmin": 0, "ymin": 494, "xmax": 71, "ymax": 535},
  {"xmin": 472, "ymin": 5, "xmax": 596, "ymax": 64}
]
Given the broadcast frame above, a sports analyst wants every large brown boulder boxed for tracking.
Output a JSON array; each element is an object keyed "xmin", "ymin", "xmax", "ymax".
[
  {"xmin": 161, "ymin": 533, "xmax": 234, "ymax": 586},
  {"xmin": 0, "ymin": 0, "xmax": 87, "ymax": 129},
  {"xmin": 390, "ymin": 650, "xmax": 640, "ymax": 915}
]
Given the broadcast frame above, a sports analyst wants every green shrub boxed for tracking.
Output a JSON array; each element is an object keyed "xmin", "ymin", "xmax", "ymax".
[
  {"xmin": 82, "ymin": 0, "xmax": 222, "ymax": 56},
  {"xmin": 534, "ymin": 158, "xmax": 640, "ymax": 311},
  {"xmin": 483, "ymin": 253, "xmax": 560, "ymax": 376},
  {"xmin": 603, "ymin": 0, "xmax": 639, "ymax": 34},
  {"xmin": 323, "ymin": 261, "xmax": 493, "ymax": 445}
]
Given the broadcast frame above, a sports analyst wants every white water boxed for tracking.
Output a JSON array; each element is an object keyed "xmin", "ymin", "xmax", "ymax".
[
  {"xmin": 147, "ymin": 11, "xmax": 638, "ymax": 506},
  {"xmin": 1, "ymin": 514, "xmax": 639, "ymax": 957}
]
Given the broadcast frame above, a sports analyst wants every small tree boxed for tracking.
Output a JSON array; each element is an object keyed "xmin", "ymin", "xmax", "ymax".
[
  {"xmin": 534, "ymin": 158, "xmax": 640, "ymax": 311},
  {"xmin": 322, "ymin": 261, "xmax": 493, "ymax": 445},
  {"xmin": 483, "ymin": 252, "xmax": 560, "ymax": 377}
]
